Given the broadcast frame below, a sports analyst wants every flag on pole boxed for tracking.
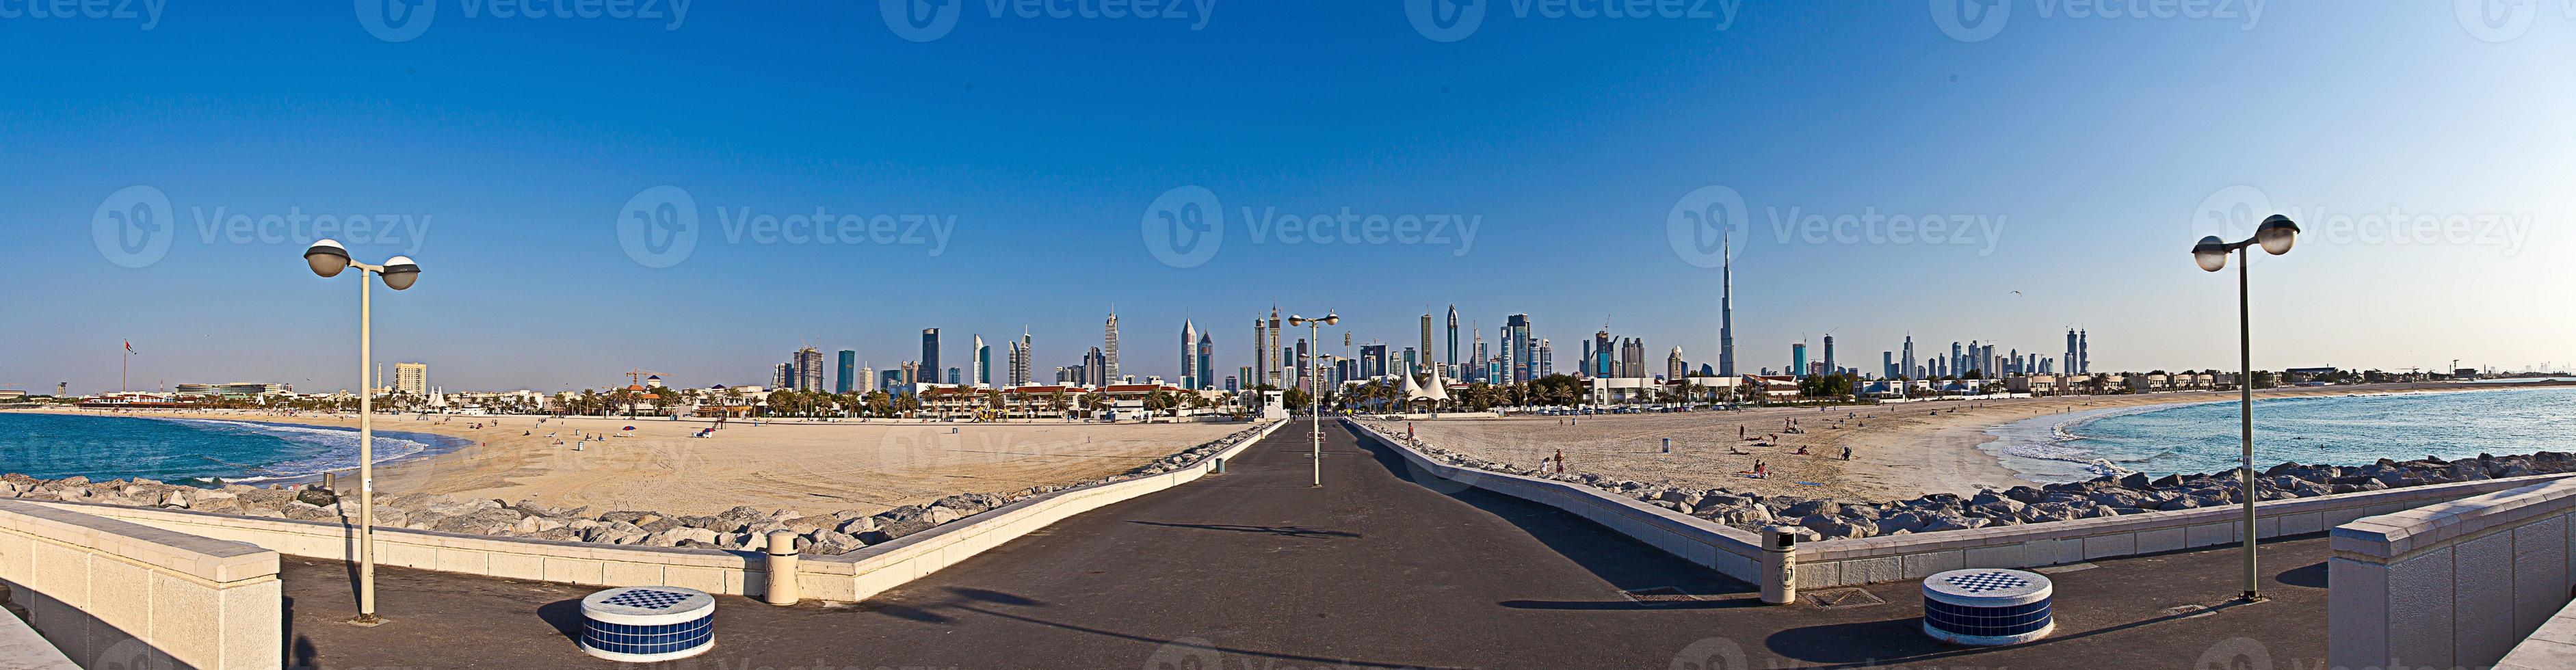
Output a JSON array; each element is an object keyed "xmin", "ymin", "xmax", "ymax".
[{"xmin": 124, "ymin": 340, "xmax": 135, "ymax": 354}]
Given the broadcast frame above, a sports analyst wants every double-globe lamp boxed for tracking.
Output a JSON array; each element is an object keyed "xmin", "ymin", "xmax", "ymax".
[
  {"xmin": 304, "ymin": 239, "xmax": 420, "ymax": 625},
  {"xmin": 2191, "ymin": 214, "xmax": 2298, "ymax": 602}
]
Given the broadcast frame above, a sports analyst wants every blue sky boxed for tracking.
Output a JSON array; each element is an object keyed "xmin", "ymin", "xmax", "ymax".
[{"xmin": 4, "ymin": 2, "xmax": 2570, "ymax": 394}]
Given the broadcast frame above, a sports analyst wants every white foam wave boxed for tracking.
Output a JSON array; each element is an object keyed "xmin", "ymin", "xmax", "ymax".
[{"xmin": 151, "ymin": 418, "xmax": 439, "ymax": 479}]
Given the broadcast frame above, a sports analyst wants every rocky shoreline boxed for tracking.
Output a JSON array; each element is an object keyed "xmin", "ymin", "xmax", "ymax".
[
  {"xmin": 1388, "ymin": 426, "xmax": 2574, "ymax": 540},
  {"xmin": 3, "ymin": 423, "xmax": 1275, "ymax": 556}
]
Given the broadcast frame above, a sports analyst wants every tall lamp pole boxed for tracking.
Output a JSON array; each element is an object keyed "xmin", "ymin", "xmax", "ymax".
[
  {"xmin": 1288, "ymin": 313, "xmax": 1338, "ymax": 487},
  {"xmin": 2192, "ymin": 214, "xmax": 2299, "ymax": 602},
  {"xmin": 304, "ymin": 239, "xmax": 421, "ymax": 626}
]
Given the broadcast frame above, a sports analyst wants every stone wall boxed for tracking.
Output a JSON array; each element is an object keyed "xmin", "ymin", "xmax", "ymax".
[
  {"xmin": 2329, "ymin": 477, "xmax": 2576, "ymax": 670},
  {"xmin": 0, "ymin": 499, "xmax": 280, "ymax": 670}
]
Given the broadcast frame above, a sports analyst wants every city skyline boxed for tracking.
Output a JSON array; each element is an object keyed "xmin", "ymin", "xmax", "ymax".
[{"xmin": 8, "ymin": 5, "xmax": 2570, "ymax": 392}]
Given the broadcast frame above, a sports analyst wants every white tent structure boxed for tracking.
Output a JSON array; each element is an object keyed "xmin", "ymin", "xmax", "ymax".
[{"xmin": 1402, "ymin": 367, "xmax": 1450, "ymax": 405}]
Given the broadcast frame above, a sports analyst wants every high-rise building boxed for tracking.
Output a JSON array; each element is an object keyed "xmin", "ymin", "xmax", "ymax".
[
  {"xmin": 1267, "ymin": 306, "xmax": 1283, "ymax": 386},
  {"xmin": 1198, "ymin": 333, "xmax": 1215, "ymax": 390},
  {"xmin": 975, "ymin": 336, "xmax": 991, "ymax": 386},
  {"xmin": 1538, "ymin": 338, "xmax": 1554, "ymax": 377},
  {"xmin": 1506, "ymin": 314, "xmax": 1533, "ymax": 382},
  {"xmin": 1668, "ymin": 347, "xmax": 1687, "ymax": 381},
  {"xmin": 1445, "ymin": 305, "xmax": 1459, "ymax": 368},
  {"xmin": 2065, "ymin": 329, "xmax": 2080, "ymax": 377},
  {"xmin": 1180, "ymin": 319, "xmax": 1200, "ymax": 389},
  {"xmin": 772, "ymin": 363, "xmax": 791, "ymax": 390},
  {"xmin": 1250, "ymin": 317, "xmax": 1268, "ymax": 387},
  {"xmin": 919, "ymin": 329, "xmax": 942, "ymax": 383},
  {"xmin": 1902, "ymin": 335, "xmax": 1917, "ymax": 379},
  {"xmin": 1618, "ymin": 338, "xmax": 1642, "ymax": 379},
  {"xmin": 1419, "ymin": 313, "xmax": 1435, "ymax": 374},
  {"xmin": 1083, "ymin": 347, "xmax": 1107, "ymax": 387},
  {"xmin": 837, "ymin": 350, "xmax": 858, "ymax": 393},
  {"xmin": 2079, "ymin": 330, "xmax": 2090, "ymax": 374},
  {"xmin": 1008, "ymin": 329, "xmax": 1032, "ymax": 387},
  {"xmin": 1791, "ymin": 342, "xmax": 1809, "ymax": 379},
  {"xmin": 1591, "ymin": 330, "xmax": 1614, "ymax": 378},
  {"xmin": 1720, "ymin": 230, "xmax": 1736, "ymax": 377},
  {"xmin": 1361, "ymin": 343, "xmax": 1388, "ymax": 378},
  {"xmin": 1822, "ymin": 334, "xmax": 1837, "ymax": 377},
  {"xmin": 394, "ymin": 362, "xmax": 429, "ymax": 395},
  {"xmin": 1103, "ymin": 310, "xmax": 1122, "ymax": 383},
  {"xmin": 793, "ymin": 347, "xmax": 826, "ymax": 391}
]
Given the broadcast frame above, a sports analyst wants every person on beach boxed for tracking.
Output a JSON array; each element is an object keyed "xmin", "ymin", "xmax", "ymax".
[
  {"xmin": 1554, "ymin": 448, "xmax": 1566, "ymax": 474},
  {"xmin": 1841, "ymin": 446, "xmax": 1852, "ymax": 460},
  {"xmin": 1753, "ymin": 460, "xmax": 1767, "ymax": 478}
]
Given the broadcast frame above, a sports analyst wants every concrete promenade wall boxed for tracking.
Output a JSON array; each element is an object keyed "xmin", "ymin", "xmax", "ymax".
[
  {"xmin": 33, "ymin": 419, "xmax": 1287, "ymax": 606},
  {"xmin": 0, "ymin": 499, "xmax": 280, "ymax": 670},
  {"xmin": 1344, "ymin": 417, "xmax": 2573, "ymax": 591},
  {"xmin": 1342, "ymin": 418, "xmax": 1771, "ymax": 582},
  {"xmin": 2330, "ymin": 477, "xmax": 2576, "ymax": 670}
]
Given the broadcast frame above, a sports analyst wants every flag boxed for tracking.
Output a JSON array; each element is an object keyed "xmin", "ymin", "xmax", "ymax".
[{"xmin": 124, "ymin": 340, "xmax": 134, "ymax": 354}]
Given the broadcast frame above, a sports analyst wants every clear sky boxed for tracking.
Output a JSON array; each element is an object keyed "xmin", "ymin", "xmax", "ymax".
[{"xmin": 4, "ymin": 2, "xmax": 2570, "ymax": 394}]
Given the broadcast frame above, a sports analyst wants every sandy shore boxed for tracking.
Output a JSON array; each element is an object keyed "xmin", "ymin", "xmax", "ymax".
[
  {"xmin": 1408, "ymin": 381, "xmax": 2555, "ymax": 503},
  {"xmin": 5, "ymin": 409, "xmax": 1250, "ymax": 515}
]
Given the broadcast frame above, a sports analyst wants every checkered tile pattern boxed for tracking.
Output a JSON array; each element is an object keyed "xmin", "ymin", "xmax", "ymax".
[
  {"xmin": 603, "ymin": 589, "xmax": 694, "ymax": 611},
  {"xmin": 1942, "ymin": 572, "xmax": 2032, "ymax": 594}
]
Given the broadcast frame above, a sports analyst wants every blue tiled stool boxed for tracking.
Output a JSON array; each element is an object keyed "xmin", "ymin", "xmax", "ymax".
[
  {"xmin": 1923, "ymin": 569, "xmax": 2053, "ymax": 645},
  {"xmin": 579, "ymin": 587, "xmax": 716, "ymax": 662}
]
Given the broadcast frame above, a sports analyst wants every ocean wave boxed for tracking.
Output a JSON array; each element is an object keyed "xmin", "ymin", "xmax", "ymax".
[{"xmin": 151, "ymin": 418, "xmax": 444, "ymax": 479}]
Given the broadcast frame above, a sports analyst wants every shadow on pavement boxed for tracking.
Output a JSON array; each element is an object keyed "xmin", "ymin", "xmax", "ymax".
[
  {"xmin": 1126, "ymin": 520, "xmax": 1361, "ymax": 539},
  {"xmin": 1340, "ymin": 420, "xmax": 1756, "ymax": 598}
]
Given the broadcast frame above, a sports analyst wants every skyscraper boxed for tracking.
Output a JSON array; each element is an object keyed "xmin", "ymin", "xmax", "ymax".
[
  {"xmin": 1506, "ymin": 314, "xmax": 1533, "ymax": 382},
  {"xmin": 1822, "ymin": 334, "xmax": 1837, "ymax": 378},
  {"xmin": 1360, "ymin": 343, "xmax": 1388, "ymax": 378},
  {"xmin": 1250, "ymin": 317, "xmax": 1268, "ymax": 388},
  {"xmin": 1791, "ymin": 342, "xmax": 1809, "ymax": 379},
  {"xmin": 921, "ymin": 329, "xmax": 941, "ymax": 381},
  {"xmin": 793, "ymin": 347, "xmax": 825, "ymax": 391},
  {"xmin": 1669, "ymin": 347, "xmax": 1687, "ymax": 381},
  {"xmin": 2065, "ymin": 329, "xmax": 2080, "ymax": 377},
  {"xmin": 1592, "ymin": 330, "xmax": 1614, "ymax": 378},
  {"xmin": 1539, "ymin": 338, "xmax": 1555, "ymax": 377},
  {"xmin": 395, "ymin": 362, "xmax": 429, "ymax": 395},
  {"xmin": 1902, "ymin": 335, "xmax": 1917, "ymax": 379},
  {"xmin": 1719, "ymin": 229, "xmax": 1736, "ymax": 377},
  {"xmin": 2079, "ymin": 330, "xmax": 2090, "ymax": 374},
  {"xmin": 837, "ymin": 350, "xmax": 857, "ymax": 394},
  {"xmin": 1196, "ymin": 332, "xmax": 1215, "ymax": 392},
  {"xmin": 974, "ymin": 336, "xmax": 991, "ymax": 386},
  {"xmin": 1620, "ymin": 338, "xmax": 1643, "ymax": 379},
  {"xmin": 772, "ymin": 363, "xmax": 791, "ymax": 390},
  {"xmin": 1008, "ymin": 329, "xmax": 1032, "ymax": 388},
  {"xmin": 1883, "ymin": 351, "xmax": 1897, "ymax": 379},
  {"xmin": 1103, "ymin": 310, "xmax": 1121, "ymax": 383},
  {"xmin": 1419, "ymin": 313, "xmax": 1435, "ymax": 374},
  {"xmin": 1179, "ymin": 319, "xmax": 1200, "ymax": 389},
  {"xmin": 1267, "ymin": 306, "xmax": 1283, "ymax": 386},
  {"xmin": 1445, "ymin": 305, "xmax": 1459, "ymax": 368},
  {"xmin": 858, "ymin": 366, "xmax": 876, "ymax": 394}
]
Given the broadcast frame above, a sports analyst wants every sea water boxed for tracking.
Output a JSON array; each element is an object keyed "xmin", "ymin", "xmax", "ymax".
[
  {"xmin": 0, "ymin": 412, "xmax": 470, "ymax": 485},
  {"xmin": 1980, "ymin": 386, "xmax": 2576, "ymax": 483}
]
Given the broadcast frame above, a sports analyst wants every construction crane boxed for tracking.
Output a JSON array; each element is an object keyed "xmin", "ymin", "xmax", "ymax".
[{"xmin": 622, "ymin": 368, "xmax": 666, "ymax": 388}]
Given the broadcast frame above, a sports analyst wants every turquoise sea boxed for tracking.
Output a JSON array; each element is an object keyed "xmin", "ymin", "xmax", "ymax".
[
  {"xmin": 0, "ymin": 412, "xmax": 471, "ymax": 485},
  {"xmin": 1980, "ymin": 384, "xmax": 2576, "ymax": 483}
]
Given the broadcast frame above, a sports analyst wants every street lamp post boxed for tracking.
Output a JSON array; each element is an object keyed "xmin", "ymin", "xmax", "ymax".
[
  {"xmin": 1287, "ymin": 313, "xmax": 1338, "ymax": 487},
  {"xmin": 304, "ymin": 239, "xmax": 421, "ymax": 626},
  {"xmin": 2192, "ymin": 214, "xmax": 2299, "ymax": 602}
]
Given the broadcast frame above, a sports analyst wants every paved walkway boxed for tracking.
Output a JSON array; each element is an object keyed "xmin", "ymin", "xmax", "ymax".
[{"xmin": 282, "ymin": 420, "xmax": 2332, "ymax": 669}]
